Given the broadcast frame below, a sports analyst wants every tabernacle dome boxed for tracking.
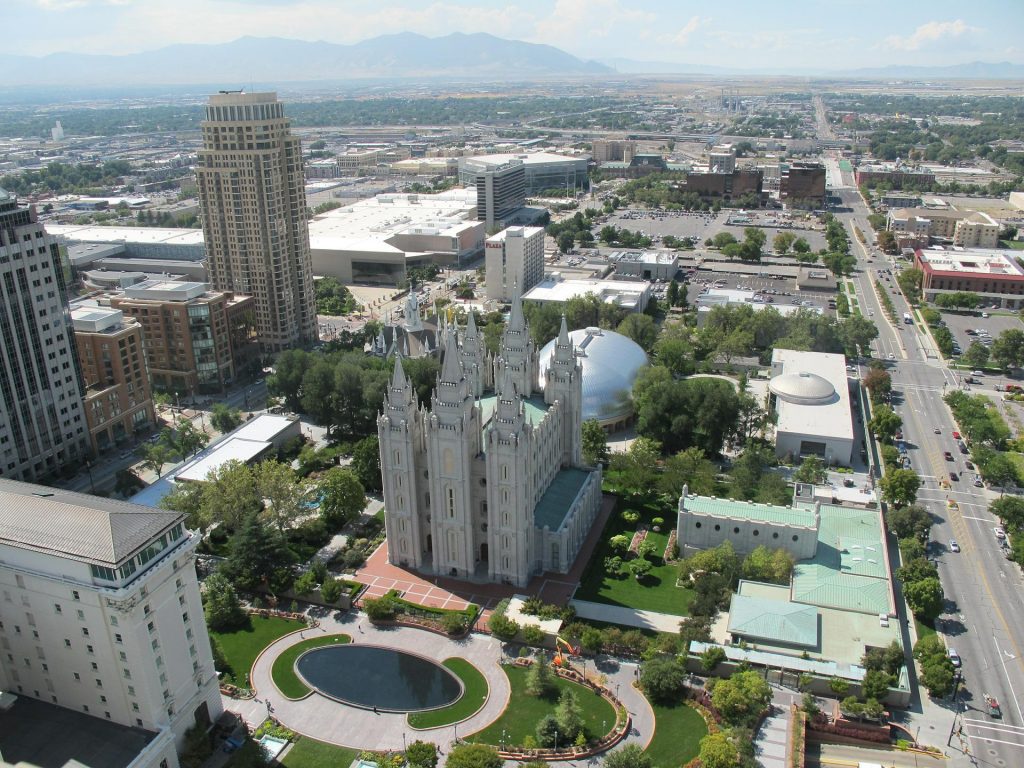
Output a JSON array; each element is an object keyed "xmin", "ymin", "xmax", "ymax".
[
  {"xmin": 538, "ymin": 327, "xmax": 648, "ymax": 430},
  {"xmin": 768, "ymin": 371, "xmax": 838, "ymax": 406}
]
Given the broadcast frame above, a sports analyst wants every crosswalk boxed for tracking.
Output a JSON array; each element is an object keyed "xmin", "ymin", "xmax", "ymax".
[{"xmin": 963, "ymin": 716, "xmax": 1024, "ymax": 753}]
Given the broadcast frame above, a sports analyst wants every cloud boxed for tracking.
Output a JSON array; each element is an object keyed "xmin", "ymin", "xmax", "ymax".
[
  {"xmin": 533, "ymin": 0, "xmax": 656, "ymax": 47},
  {"xmin": 33, "ymin": 0, "xmax": 131, "ymax": 8},
  {"xmin": 667, "ymin": 15, "xmax": 709, "ymax": 46},
  {"xmin": 885, "ymin": 19, "xmax": 977, "ymax": 51}
]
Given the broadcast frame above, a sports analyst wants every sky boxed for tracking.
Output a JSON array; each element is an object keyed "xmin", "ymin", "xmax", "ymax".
[{"xmin": 8, "ymin": 0, "xmax": 1024, "ymax": 70}]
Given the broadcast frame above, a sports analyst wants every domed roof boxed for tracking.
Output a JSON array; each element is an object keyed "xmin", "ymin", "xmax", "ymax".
[
  {"xmin": 538, "ymin": 327, "xmax": 649, "ymax": 423},
  {"xmin": 769, "ymin": 371, "xmax": 837, "ymax": 405}
]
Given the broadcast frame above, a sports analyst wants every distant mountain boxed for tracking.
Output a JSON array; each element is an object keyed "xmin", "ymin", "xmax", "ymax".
[
  {"xmin": 0, "ymin": 33, "xmax": 612, "ymax": 87},
  {"xmin": 599, "ymin": 57, "xmax": 739, "ymax": 75}
]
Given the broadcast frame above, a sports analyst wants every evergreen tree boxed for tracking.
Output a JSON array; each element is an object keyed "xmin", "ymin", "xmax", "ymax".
[{"xmin": 222, "ymin": 511, "xmax": 295, "ymax": 592}]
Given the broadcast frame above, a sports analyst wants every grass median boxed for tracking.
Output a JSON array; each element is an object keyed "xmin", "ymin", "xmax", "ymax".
[
  {"xmin": 407, "ymin": 658, "xmax": 489, "ymax": 729},
  {"xmin": 271, "ymin": 634, "xmax": 351, "ymax": 699}
]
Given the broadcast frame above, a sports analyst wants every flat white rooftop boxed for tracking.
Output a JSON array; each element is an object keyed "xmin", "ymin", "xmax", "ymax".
[
  {"xmin": 174, "ymin": 438, "xmax": 272, "ymax": 483},
  {"xmin": 771, "ymin": 349, "xmax": 853, "ymax": 444},
  {"xmin": 47, "ymin": 225, "xmax": 205, "ymax": 246},
  {"xmin": 123, "ymin": 280, "xmax": 208, "ymax": 301},
  {"xmin": 523, "ymin": 276, "xmax": 650, "ymax": 310},
  {"xmin": 917, "ymin": 248, "xmax": 1024, "ymax": 276},
  {"xmin": 232, "ymin": 414, "xmax": 298, "ymax": 443},
  {"xmin": 464, "ymin": 151, "xmax": 587, "ymax": 167}
]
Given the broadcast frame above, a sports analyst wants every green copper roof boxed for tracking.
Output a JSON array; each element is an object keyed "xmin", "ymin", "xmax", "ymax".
[
  {"xmin": 534, "ymin": 467, "xmax": 594, "ymax": 532},
  {"xmin": 681, "ymin": 495, "xmax": 817, "ymax": 528},
  {"xmin": 479, "ymin": 394, "xmax": 549, "ymax": 429},
  {"xmin": 727, "ymin": 593, "xmax": 819, "ymax": 648}
]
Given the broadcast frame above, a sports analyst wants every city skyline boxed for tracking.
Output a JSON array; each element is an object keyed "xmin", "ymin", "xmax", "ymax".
[{"xmin": 8, "ymin": 0, "xmax": 1024, "ymax": 71}]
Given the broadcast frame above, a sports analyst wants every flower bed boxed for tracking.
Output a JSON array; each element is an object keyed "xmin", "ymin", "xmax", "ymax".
[{"xmin": 628, "ymin": 525, "xmax": 649, "ymax": 554}]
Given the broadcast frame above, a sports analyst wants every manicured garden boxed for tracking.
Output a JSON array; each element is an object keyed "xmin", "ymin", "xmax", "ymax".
[
  {"xmin": 280, "ymin": 736, "xmax": 358, "ymax": 768},
  {"xmin": 271, "ymin": 634, "xmax": 352, "ymax": 699},
  {"xmin": 407, "ymin": 658, "xmax": 489, "ymax": 729},
  {"xmin": 575, "ymin": 496, "xmax": 694, "ymax": 616},
  {"xmin": 210, "ymin": 615, "xmax": 304, "ymax": 687},
  {"xmin": 643, "ymin": 701, "xmax": 707, "ymax": 768},
  {"xmin": 467, "ymin": 663, "xmax": 615, "ymax": 748}
]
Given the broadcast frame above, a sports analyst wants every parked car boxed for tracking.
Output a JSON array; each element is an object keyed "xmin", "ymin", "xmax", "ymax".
[
  {"xmin": 995, "ymin": 527, "xmax": 1006, "ymax": 540},
  {"xmin": 948, "ymin": 647, "xmax": 962, "ymax": 667},
  {"xmin": 949, "ymin": 472, "xmax": 959, "ymax": 482},
  {"xmin": 944, "ymin": 451, "xmax": 954, "ymax": 461}
]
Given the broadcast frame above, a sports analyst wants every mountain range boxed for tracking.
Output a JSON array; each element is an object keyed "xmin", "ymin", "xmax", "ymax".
[
  {"xmin": 0, "ymin": 33, "xmax": 610, "ymax": 87},
  {"xmin": 1, "ymin": 34, "xmax": 1021, "ymax": 87}
]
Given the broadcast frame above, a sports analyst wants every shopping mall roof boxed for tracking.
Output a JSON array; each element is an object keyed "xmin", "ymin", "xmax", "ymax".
[{"xmin": 47, "ymin": 224, "xmax": 204, "ymax": 246}]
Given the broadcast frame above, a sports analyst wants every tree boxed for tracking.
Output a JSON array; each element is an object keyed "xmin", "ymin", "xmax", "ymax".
[
  {"xmin": 666, "ymin": 280, "xmax": 679, "ymax": 307},
  {"xmin": 221, "ymin": 511, "xmax": 295, "ymax": 592},
  {"xmin": 712, "ymin": 232, "xmax": 737, "ymax": 249},
  {"xmin": 632, "ymin": 368, "xmax": 740, "ymax": 455},
  {"xmin": 535, "ymin": 714, "xmax": 561, "ymax": 748},
  {"xmin": 742, "ymin": 545, "xmax": 794, "ymax": 584},
  {"xmin": 581, "ymin": 419, "xmax": 610, "ymax": 466},
  {"xmin": 444, "ymin": 744, "xmax": 502, "ymax": 768},
  {"xmin": 863, "ymin": 367, "xmax": 892, "ymax": 402},
  {"xmin": 896, "ymin": 268, "xmax": 923, "ymax": 303},
  {"xmin": 639, "ymin": 656, "xmax": 687, "ymax": 704},
  {"xmin": 792, "ymin": 237, "xmax": 811, "ymax": 255},
  {"xmin": 210, "ymin": 403, "xmax": 243, "ymax": 433},
  {"xmin": 601, "ymin": 745, "xmax": 651, "ymax": 768},
  {"xmin": 868, "ymin": 406, "xmax": 902, "ymax": 443},
  {"xmin": 742, "ymin": 227, "xmax": 767, "ymax": 260},
  {"xmin": 557, "ymin": 232, "xmax": 575, "ymax": 253},
  {"xmin": 991, "ymin": 329, "xmax": 1024, "ymax": 370},
  {"xmin": 320, "ymin": 578, "xmax": 343, "ymax": 604},
  {"xmin": 255, "ymin": 460, "xmax": 308, "ymax": 534},
  {"xmin": 919, "ymin": 654, "xmax": 955, "ymax": 698},
  {"xmin": 904, "ymin": 577, "xmax": 944, "ymax": 621},
  {"xmin": 352, "ymin": 435, "xmax": 382, "ymax": 492},
  {"xmin": 139, "ymin": 443, "xmax": 173, "ymax": 478},
  {"xmin": 773, "ymin": 231, "xmax": 796, "ymax": 254},
  {"xmin": 887, "ymin": 504, "xmax": 931, "ymax": 541},
  {"xmin": 200, "ymin": 460, "xmax": 262, "ymax": 530},
  {"xmin": 839, "ymin": 315, "xmax": 879, "ymax": 358},
  {"xmin": 961, "ymin": 341, "xmax": 991, "ymax": 369},
  {"xmin": 711, "ymin": 670, "xmax": 772, "ymax": 726},
  {"xmin": 525, "ymin": 654, "xmax": 556, "ymax": 697},
  {"xmin": 160, "ymin": 481, "xmax": 208, "ymax": 530},
  {"xmin": 991, "ymin": 496, "xmax": 1024, "ymax": 530},
  {"xmin": 660, "ymin": 447, "xmax": 717, "ymax": 497},
  {"xmin": 405, "ymin": 741, "xmax": 439, "ymax": 768},
  {"xmin": 729, "ymin": 440, "xmax": 775, "ymax": 500},
  {"xmin": 170, "ymin": 417, "xmax": 209, "ymax": 459},
  {"xmin": 934, "ymin": 292, "xmax": 981, "ymax": 309},
  {"xmin": 609, "ymin": 437, "xmax": 662, "ymax": 496},
  {"xmin": 555, "ymin": 688, "xmax": 584, "ymax": 742},
  {"xmin": 202, "ymin": 572, "xmax": 247, "ymax": 631},
  {"xmin": 879, "ymin": 468, "xmax": 921, "ymax": 507},
  {"xmin": 318, "ymin": 467, "xmax": 366, "ymax": 529},
  {"xmin": 627, "ymin": 557, "xmax": 652, "ymax": 581},
  {"xmin": 697, "ymin": 732, "xmax": 739, "ymax": 768},
  {"xmin": 617, "ymin": 314, "xmax": 658, "ymax": 352},
  {"xmin": 794, "ymin": 455, "xmax": 827, "ymax": 484},
  {"xmin": 861, "ymin": 669, "xmax": 894, "ymax": 701}
]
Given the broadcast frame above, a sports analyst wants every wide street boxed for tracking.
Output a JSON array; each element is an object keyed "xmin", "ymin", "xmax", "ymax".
[{"xmin": 833, "ymin": 181, "xmax": 1024, "ymax": 767}]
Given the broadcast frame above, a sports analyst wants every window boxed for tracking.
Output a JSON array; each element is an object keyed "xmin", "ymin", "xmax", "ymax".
[
  {"xmin": 72, "ymin": 591, "xmax": 80, "ymax": 601},
  {"xmin": 73, "ymin": 672, "xmax": 80, "ymax": 681},
  {"xmin": 64, "ymin": 639, "xmax": 71, "ymax": 648},
  {"xmin": 54, "ymin": 604, "xmax": 62, "ymax": 614},
  {"xmin": 109, "ymin": 616, "xmax": 118, "ymax": 627},
  {"xmin": 115, "ymin": 633, "xmax": 123, "ymax": 644},
  {"xmin": 81, "ymin": 628, "xmax": 89, "ymax": 637},
  {"xmin": 123, "ymin": 669, "xmax": 131, "ymax": 679}
]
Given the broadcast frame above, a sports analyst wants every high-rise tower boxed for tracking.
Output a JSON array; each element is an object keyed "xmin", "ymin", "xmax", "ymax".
[
  {"xmin": 0, "ymin": 188, "xmax": 90, "ymax": 481},
  {"xmin": 195, "ymin": 91, "xmax": 316, "ymax": 352}
]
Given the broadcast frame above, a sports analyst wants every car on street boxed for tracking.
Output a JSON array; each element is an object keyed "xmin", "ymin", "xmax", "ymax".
[
  {"xmin": 949, "ymin": 472, "xmax": 959, "ymax": 482},
  {"xmin": 944, "ymin": 451, "xmax": 954, "ymax": 461},
  {"xmin": 974, "ymin": 476, "xmax": 984, "ymax": 487},
  {"xmin": 995, "ymin": 527, "xmax": 1007, "ymax": 540},
  {"xmin": 972, "ymin": 370, "xmax": 985, "ymax": 376},
  {"xmin": 953, "ymin": 431, "xmax": 961, "ymax": 439},
  {"xmin": 888, "ymin": 352, "xmax": 896, "ymax": 360},
  {"xmin": 965, "ymin": 460, "xmax": 975, "ymax": 470},
  {"xmin": 948, "ymin": 647, "xmax": 962, "ymax": 667},
  {"xmin": 934, "ymin": 427, "xmax": 941, "ymax": 434},
  {"xmin": 949, "ymin": 539, "xmax": 961, "ymax": 553}
]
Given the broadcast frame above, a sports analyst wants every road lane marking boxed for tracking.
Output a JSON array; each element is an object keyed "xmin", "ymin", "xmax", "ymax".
[
  {"xmin": 996, "ymin": 635, "xmax": 1024, "ymax": 723},
  {"xmin": 963, "ymin": 718, "xmax": 1024, "ymax": 732},
  {"xmin": 964, "ymin": 733, "xmax": 1024, "ymax": 749}
]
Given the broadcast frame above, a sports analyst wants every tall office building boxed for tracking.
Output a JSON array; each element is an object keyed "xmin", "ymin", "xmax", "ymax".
[
  {"xmin": 0, "ymin": 188, "xmax": 90, "ymax": 482},
  {"xmin": 457, "ymin": 157, "xmax": 526, "ymax": 228},
  {"xmin": 195, "ymin": 92, "xmax": 316, "ymax": 352},
  {"xmin": 0, "ymin": 479, "xmax": 222, "ymax": 768},
  {"xmin": 485, "ymin": 226, "xmax": 545, "ymax": 302}
]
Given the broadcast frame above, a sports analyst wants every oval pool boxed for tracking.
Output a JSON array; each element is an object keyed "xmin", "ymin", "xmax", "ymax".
[{"xmin": 294, "ymin": 644, "xmax": 463, "ymax": 712}]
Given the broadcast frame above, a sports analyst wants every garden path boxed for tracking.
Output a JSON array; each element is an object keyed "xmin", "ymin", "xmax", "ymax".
[{"xmin": 570, "ymin": 600, "xmax": 685, "ymax": 633}]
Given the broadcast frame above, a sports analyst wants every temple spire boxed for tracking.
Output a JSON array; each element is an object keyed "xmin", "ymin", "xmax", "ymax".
[
  {"xmin": 440, "ymin": 333, "xmax": 463, "ymax": 385},
  {"xmin": 508, "ymin": 283, "xmax": 525, "ymax": 332},
  {"xmin": 391, "ymin": 350, "xmax": 407, "ymax": 389}
]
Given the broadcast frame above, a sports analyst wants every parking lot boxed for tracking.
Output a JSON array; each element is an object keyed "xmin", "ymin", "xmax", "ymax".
[
  {"xmin": 603, "ymin": 207, "xmax": 829, "ymax": 254},
  {"xmin": 684, "ymin": 267, "xmax": 835, "ymax": 315},
  {"xmin": 937, "ymin": 310, "xmax": 1024, "ymax": 360}
]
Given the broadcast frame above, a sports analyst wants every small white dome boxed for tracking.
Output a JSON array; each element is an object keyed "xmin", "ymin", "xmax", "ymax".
[{"xmin": 769, "ymin": 371, "xmax": 837, "ymax": 405}]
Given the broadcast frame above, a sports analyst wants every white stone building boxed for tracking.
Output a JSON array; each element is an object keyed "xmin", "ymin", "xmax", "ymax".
[
  {"xmin": 0, "ymin": 480, "xmax": 222, "ymax": 768},
  {"xmin": 485, "ymin": 226, "xmax": 545, "ymax": 302},
  {"xmin": 377, "ymin": 297, "xmax": 602, "ymax": 587}
]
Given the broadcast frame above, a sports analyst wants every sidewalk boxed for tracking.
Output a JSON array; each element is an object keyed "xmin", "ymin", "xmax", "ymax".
[{"xmin": 570, "ymin": 600, "xmax": 684, "ymax": 633}]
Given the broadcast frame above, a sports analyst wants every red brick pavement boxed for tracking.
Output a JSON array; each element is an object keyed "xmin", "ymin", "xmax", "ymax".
[{"xmin": 352, "ymin": 494, "xmax": 617, "ymax": 619}]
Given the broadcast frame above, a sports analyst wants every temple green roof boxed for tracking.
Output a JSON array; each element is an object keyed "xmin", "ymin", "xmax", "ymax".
[
  {"xmin": 727, "ymin": 592, "xmax": 819, "ymax": 648},
  {"xmin": 479, "ymin": 394, "xmax": 549, "ymax": 429},
  {"xmin": 534, "ymin": 467, "xmax": 594, "ymax": 532},
  {"xmin": 681, "ymin": 495, "xmax": 818, "ymax": 528}
]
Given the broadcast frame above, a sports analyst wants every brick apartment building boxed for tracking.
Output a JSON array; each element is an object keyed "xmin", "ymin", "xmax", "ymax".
[
  {"xmin": 677, "ymin": 169, "xmax": 764, "ymax": 204},
  {"xmin": 71, "ymin": 302, "xmax": 156, "ymax": 452},
  {"xmin": 780, "ymin": 162, "xmax": 826, "ymax": 209},
  {"xmin": 108, "ymin": 280, "xmax": 258, "ymax": 397},
  {"xmin": 915, "ymin": 248, "xmax": 1024, "ymax": 308}
]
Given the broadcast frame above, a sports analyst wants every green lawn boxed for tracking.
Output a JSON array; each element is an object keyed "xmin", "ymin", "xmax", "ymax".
[
  {"xmin": 915, "ymin": 617, "xmax": 937, "ymax": 644},
  {"xmin": 281, "ymin": 736, "xmax": 359, "ymax": 768},
  {"xmin": 210, "ymin": 616, "xmax": 304, "ymax": 687},
  {"xmin": 271, "ymin": 634, "xmax": 351, "ymax": 699},
  {"xmin": 1001, "ymin": 239, "xmax": 1024, "ymax": 250},
  {"xmin": 408, "ymin": 658, "xmax": 489, "ymax": 729},
  {"xmin": 644, "ymin": 701, "xmax": 707, "ymax": 768},
  {"xmin": 467, "ymin": 664, "xmax": 615, "ymax": 747},
  {"xmin": 575, "ymin": 496, "xmax": 694, "ymax": 617}
]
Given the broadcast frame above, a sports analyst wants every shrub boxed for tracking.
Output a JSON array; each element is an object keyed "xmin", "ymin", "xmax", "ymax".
[
  {"xmin": 445, "ymin": 744, "xmax": 502, "ymax": 768},
  {"xmin": 320, "ymin": 578, "xmax": 343, "ymax": 604},
  {"xmin": 640, "ymin": 656, "xmax": 687, "ymax": 704},
  {"xmin": 535, "ymin": 714, "xmax": 560, "ymax": 747},
  {"xmin": 442, "ymin": 612, "xmax": 468, "ymax": 635},
  {"xmin": 488, "ymin": 612, "xmax": 520, "ymax": 640},
  {"xmin": 364, "ymin": 596, "xmax": 397, "ymax": 621},
  {"xmin": 700, "ymin": 646, "xmax": 726, "ymax": 672},
  {"xmin": 609, "ymin": 534, "xmax": 631, "ymax": 551},
  {"xmin": 292, "ymin": 570, "xmax": 318, "ymax": 596},
  {"xmin": 621, "ymin": 510, "xmax": 641, "ymax": 524},
  {"xmin": 521, "ymin": 624, "xmax": 546, "ymax": 644},
  {"xmin": 406, "ymin": 742, "xmax": 439, "ymax": 768},
  {"xmin": 652, "ymin": 517, "xmax": 665, "ymax": 526},
  {"xmin": 525, "ymin": 654, "xmax": 557, "ymax": 697}
]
